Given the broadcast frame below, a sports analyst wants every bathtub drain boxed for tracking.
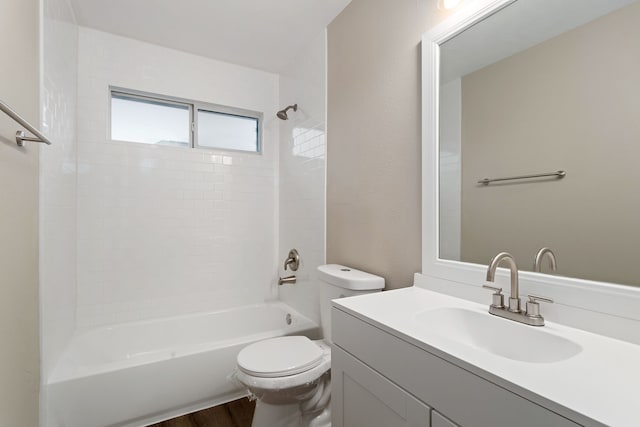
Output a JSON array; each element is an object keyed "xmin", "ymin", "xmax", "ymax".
[{"xmin": 286, "ymin": 313, "xmax": 292, "ymax": 325}]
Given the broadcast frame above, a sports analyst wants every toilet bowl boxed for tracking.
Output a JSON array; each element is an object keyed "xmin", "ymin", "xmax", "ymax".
[
  {"xmin": 234, "ymin": 264, "xmax": 384, "ymax": 427},
  {"xmin": 236, "ymin": 337, "xmax": 332, "ymax": 427}
]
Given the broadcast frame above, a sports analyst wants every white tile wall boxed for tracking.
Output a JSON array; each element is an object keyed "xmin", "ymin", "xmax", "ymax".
[
  {"xmin": 277, "ymin": 30, "xmax": 327, "ymax": 326},
  {"xmin": 75, "ymin": 28, "xmax": 280, "ymax": 328},
  {"xmin": 40, "ymin": 0, "xmax": 78, "ymax": 380}
]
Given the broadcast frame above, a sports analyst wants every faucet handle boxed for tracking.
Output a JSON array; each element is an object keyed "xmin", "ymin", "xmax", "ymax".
[
  {"xmin": 528, "ymin": 294, "xmax": 553, "ymax": 304},
  {"xmin": 525, "ymin": 294, "xmax": 554, "ymax": 319},
  {"xmin": 283, "ymin": 249, "xmax": 300, "ymax": 271},
  {"xmin": 482, "ymin": 285, "xmax": 505, "ymax": 309},
  {"xmin": 482, "ymin": 285, "xmax": 502, "ymax": 293}
]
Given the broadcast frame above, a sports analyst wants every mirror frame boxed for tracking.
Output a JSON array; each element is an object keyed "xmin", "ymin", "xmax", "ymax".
[{"xmin": 420, "ymin": 0, "xmax": 640, "ymax": 322}]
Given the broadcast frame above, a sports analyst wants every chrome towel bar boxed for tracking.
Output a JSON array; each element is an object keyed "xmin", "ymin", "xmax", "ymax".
[
  {"xmin": 0, "ymin": 98, "xmax": 52, "ymax": 146},
  {"xmin": 478, "ymin": 170, "xmax": 565, "ymax": 185}
]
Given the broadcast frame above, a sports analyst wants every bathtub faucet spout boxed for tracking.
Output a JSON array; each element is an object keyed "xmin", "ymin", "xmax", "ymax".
[{"xmin": 278, "ymin": 275, "xmax": 297, "ymax": 286}]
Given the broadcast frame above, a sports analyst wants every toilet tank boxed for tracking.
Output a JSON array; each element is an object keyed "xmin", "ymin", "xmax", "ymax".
[{"xmin": 317, "ymin": 264, "xmax": 385, "ymax": 343}]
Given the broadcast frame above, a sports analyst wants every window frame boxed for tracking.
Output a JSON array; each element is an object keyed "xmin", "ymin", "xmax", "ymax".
[{"xmin": 109, "ymin": 86, "xmax": 263, "ymax": 154}]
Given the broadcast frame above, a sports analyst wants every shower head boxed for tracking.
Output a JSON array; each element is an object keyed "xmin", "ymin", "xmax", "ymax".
[{"xmin": 276, "ymin": 104, "xmax": 298, "ymax": 120}]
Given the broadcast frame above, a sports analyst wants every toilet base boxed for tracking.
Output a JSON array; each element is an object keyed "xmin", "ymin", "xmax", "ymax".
[
  {"xmin": 248, "ymin": 371, "xmax": 331, "ymax": 427},
  {"xmin": 252, "ymin": 401, "xmax": 301, "ymax": 427},
  {"xmin": 251, "ymin": 401, "xmax": 331, "ymax": 427},
  {"xmin": 305, "ymin": 406, "xmax": 331, "ymax": 427}
]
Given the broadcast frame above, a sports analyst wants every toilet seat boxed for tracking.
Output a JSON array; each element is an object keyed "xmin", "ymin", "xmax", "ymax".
[
  {"xmin": 235, "ymin": 338, "xmax": 331, "ymax": 390},
  {"xmin": 237, "ymin": 336, "xmax": 324, "ymax": 378}
]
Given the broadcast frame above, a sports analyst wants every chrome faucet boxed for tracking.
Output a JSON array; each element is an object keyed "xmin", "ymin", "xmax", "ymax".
[
  {"xmin": 483, "ymin": 252, "xmax": 554, "ymax": 326},
  {"xmin": 283, "ymin": 249, "xmax": 300, "ymax": 271},
  {"xmin": 533, "ymin": 247, "xmax": 557, "ymax": 273},
  {"xmin": 486, "ymin": 252, "xmax": 521, "ymax": 312}
]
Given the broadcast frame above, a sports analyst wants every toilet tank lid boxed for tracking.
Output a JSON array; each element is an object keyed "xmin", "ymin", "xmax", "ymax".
[{"xmin": 317, "ymin": 264, "xmax": 385, "ymax": 291}]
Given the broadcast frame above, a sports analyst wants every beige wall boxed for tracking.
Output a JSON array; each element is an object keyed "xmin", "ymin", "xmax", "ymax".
[
  {"xmin": 327, "ymin": 0, "xmax": 449, "ymax": 289},
  {"xmin": 0, "ymin": 0, "xmax": 41, "ymax": 425},
  {"xmin": 460, "ymin": 3, "xmax": 640, "ymax": 286}
]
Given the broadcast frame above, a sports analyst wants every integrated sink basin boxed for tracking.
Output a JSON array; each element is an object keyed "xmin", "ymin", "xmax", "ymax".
[{"xmin": 414, "ymin": 307, "xmax": 582, "ymax": 363}]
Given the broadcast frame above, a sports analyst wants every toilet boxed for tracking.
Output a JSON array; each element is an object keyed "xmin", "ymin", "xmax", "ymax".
[{"xmin": 234, "ymin": 264, "xmax": 384, "ymax": 427}]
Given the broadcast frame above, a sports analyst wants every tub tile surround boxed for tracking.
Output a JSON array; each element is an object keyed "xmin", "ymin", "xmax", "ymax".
[
  {"xmin": 42, "ymin": 9, "xmax": 330, "ymax": 427},
  {"xmin": 40, "ymin": 0, "xmax": 79, "ymax": 379},
  {"xmin": 277, "ymin": 30, "xmax": 327, "ymax": 327},
  {"xmin": 40, "ymin": 19, "xmax": 333, "ymax": 427},
  {"xmin": 75, "ymin": 27, "xmax": 280, "ymax": 329},
  {"xmin": 75, "ymin": 144, "xmax": 277, "ymax": 327}
]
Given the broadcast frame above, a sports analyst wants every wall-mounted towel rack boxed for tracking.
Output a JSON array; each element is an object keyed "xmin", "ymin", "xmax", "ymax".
[
  {"xmin": 478, "ymin": 170, "xmax": 566, "ymax": 185},
  {"xmin": 0, "ymin": 98, "xmax": 52, "ymax": 146}
]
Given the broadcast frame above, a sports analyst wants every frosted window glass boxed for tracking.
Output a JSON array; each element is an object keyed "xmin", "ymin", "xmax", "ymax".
[
  {"xmin": 111, "ymin": 94, "xmax": 190, "ymax": 147},
  {"xmin": 197, "ymin": 110, "xmax": 259, "ymax": 152}
]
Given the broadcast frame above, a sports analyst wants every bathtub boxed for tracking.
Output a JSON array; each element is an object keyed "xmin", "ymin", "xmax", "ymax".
[{"xmin": 46, "ymin": 302, "xmax": 318, "ymax": 427}]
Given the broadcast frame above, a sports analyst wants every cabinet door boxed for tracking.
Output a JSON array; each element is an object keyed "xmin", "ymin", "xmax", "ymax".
[
  {"xmin": 432, "ymin": 411, "xmax": 459, "ymax": 427},
  {"xmin": 332, "ymin": 345, "xmax": 430, "ymax": 427}
]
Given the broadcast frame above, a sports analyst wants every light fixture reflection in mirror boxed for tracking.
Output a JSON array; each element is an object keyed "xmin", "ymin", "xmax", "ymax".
[
  {"xmin": 438, "ymin": 0, "xmax": 464, "ymax": 11},
  {"xmin": 437, "ymin": 0, "xmax": 640, "ymax": 287}
]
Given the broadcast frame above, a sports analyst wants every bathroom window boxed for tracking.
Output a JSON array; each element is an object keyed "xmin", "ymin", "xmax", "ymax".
[
  {"xmin": 111, "ymin": 92, "xmax": 191, "ymax": 147},
  {"xmin": 196, "ymin": 109, "xmax": 259, "ymax": 152},
  {"xmin": 110, "ymin": 88, "xmax": 262, "ymax": 153}
]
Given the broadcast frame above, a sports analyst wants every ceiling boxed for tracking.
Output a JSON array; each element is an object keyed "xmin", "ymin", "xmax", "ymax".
[{"xmin": 68, "ymin": 0, "xmax": 351, "ymax": 73}]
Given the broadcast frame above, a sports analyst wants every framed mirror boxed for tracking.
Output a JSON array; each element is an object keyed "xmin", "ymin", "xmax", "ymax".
[{"xmin": 421, "ymin": 0, "xmax": 640, "ymax": 322}]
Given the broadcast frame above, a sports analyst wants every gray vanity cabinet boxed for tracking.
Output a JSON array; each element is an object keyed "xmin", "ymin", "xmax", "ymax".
[
  {"xmin": 331, "ymin": 307, "xmax": 581, "ymax": 427},
  {"xmin": 332, "ymin": 345, "xmax": 431, "ymax": 427},
  {"xmin": 431, "ymin": 411, "xmax": 459, "ymax": 427}
]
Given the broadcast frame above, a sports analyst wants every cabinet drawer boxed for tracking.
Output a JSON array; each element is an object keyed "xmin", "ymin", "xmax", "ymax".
[{"xmin": 332, "ymin": 307, "xmax": 581, "ymax": 427}]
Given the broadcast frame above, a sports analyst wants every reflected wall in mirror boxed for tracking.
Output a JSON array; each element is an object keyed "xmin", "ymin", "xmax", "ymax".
[{"xmin": 438, "ymin": 0, "xmax": 640, "ymax": 286}]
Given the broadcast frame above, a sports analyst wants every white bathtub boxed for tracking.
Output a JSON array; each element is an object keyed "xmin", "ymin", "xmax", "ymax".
[{"xmin": 46, "ymin": 302, "xmax": 318, "ymax": 427}]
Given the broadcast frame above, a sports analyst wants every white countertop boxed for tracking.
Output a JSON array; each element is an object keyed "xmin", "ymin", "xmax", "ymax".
[{"xmin": 333, "ymin": 286, "xmax": 640, "ymax": 427}]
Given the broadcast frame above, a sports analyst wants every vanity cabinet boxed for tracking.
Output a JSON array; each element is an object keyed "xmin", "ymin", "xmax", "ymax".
[
  {"xmin": 431, "ymin": 411, "xmax": 459, "ymax": 427},
  {"xmin": 331, "ymin": 307, "xmax": 581, "ymax": 427},
  {"xmin": 332, "ymin": 346, "xmax": 431, "ymax": 427}
]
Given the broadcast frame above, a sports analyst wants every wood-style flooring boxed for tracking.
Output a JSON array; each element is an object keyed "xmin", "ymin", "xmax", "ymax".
[{"xmin": 148, "ymin": 398, "xmax": 255, "ymax": 427}]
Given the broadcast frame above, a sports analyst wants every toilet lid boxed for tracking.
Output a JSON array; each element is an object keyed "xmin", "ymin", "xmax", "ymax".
[{"xmin": 237, "ymin": 336, "xmax": 324, "ymax": 378}]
